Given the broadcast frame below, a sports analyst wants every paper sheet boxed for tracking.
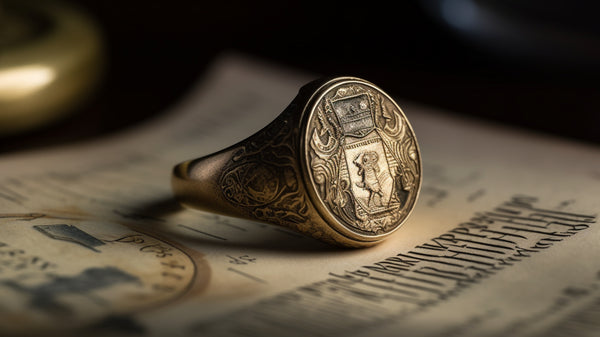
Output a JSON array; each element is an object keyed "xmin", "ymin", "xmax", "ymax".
[{"xmin": 1, "ymin": 54, "xmax": 598, "ymax": 337}]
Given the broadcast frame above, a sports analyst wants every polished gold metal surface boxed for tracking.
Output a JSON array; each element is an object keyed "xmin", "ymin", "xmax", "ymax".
[
  {"xmin": 172, "ymin": 77, "xmax": 422, "ymax": 247},
  {"xmin": 0, "ymin": 0, "xmax": 104, "ymax": 135}
]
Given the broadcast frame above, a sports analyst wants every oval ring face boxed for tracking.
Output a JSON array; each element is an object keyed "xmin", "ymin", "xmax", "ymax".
[{"xmin": 304, "ymin": 79, "xmax": 421, "ymax": 238}]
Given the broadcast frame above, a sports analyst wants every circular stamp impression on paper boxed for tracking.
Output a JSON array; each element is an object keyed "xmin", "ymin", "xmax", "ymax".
[
  {"xmin": 0, "ymin": 217, "xmax": 205, "ymax": 334},
  {"xmin": 303, "ymin": 78, "xmax": 421, "ymax": 238}
]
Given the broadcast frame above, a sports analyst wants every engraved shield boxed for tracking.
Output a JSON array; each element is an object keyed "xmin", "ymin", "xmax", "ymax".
[
  {"xmin": 332, "ymin": 94, "xmax": 395, "ymax": 214},
  {"xmin": 343, "ymin": 136, "xmax": 394, "ymax": 214}
]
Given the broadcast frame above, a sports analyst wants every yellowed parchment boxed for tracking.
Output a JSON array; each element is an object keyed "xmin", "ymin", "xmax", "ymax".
[{"xmin": 0, "ymin": 54, "xmax": 598, "ymax": 337}]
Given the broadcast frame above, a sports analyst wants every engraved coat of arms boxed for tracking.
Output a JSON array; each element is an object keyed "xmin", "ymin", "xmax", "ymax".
[{"xmin": 307, "ymin": 84, "xmax": 420, "ymax": 234}]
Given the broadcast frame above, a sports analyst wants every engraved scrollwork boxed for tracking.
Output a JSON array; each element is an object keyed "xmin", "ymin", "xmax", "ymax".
[
  {"xmin": 219, "ymin": 111, "xmax": 324, "ymax": 239},
  {"xmin": 310, "ymin": 104, "xmax": 357, "ymax": 227},
  {"xmin": 378, "ymin": 94, "xmax": 406, "ymax": 139}
]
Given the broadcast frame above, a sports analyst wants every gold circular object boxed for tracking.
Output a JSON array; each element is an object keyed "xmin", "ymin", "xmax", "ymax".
[
  {"xmin": 172, "ymin": 77, "xmax": 422, "ymax": 248},
  {"xmin": 0, "ymin": 0, "xmax": 104, "ymax": 135}
]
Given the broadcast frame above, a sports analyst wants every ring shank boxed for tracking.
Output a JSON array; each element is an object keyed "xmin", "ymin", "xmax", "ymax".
[{"xmin": 172, "ymin": 150, "xmax": 242, "ymax": 217}]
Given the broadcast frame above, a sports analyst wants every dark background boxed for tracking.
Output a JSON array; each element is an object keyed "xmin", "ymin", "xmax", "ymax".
[{"xmin": 3, "ymin": 0, "xmax": 600, "ymax": 153}]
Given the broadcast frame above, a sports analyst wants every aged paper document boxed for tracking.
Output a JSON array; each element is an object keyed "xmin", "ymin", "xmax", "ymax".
[{"xmin": 1, "ymin": 55, "xmax": 599, "ymax": 337}]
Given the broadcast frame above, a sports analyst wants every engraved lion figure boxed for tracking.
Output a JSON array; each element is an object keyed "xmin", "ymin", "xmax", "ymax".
[{"xmin": 353, "ymin": 151, "xmax": 384, "ymax": 208}]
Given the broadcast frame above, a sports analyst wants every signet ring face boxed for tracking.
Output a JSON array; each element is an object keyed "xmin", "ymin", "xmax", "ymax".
[{"xmin": 172, "ymin": 77, "xmax": 422, "ymax": 248}]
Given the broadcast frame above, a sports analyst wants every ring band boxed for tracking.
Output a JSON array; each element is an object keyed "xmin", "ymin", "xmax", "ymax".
[{"xmin": 172, "ymin": 77, "xmax": 422, "ymax": 248}]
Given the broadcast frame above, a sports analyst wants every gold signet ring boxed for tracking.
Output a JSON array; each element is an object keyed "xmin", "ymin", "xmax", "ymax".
[{"xmin": 172, "ymin": 77, "xmax": 422, "ymax": 248}]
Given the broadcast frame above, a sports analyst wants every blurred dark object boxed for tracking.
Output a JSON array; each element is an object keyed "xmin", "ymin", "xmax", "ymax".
[
  {"xmin": 0, "ymin": 0, "xmax": 103, "ymax": 135},
  {"xmin": 1, "ymin": 1, "xmax": 598, "ymax": 154},
  {"xmin": 422, "ymin": 0, "xmax": 600, "ymax": 69}
]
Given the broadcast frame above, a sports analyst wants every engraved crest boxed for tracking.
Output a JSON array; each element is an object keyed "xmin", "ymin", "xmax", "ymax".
[{"xmin": 306, "ymin": 81, "xmax": 421, "ymax": 235}]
